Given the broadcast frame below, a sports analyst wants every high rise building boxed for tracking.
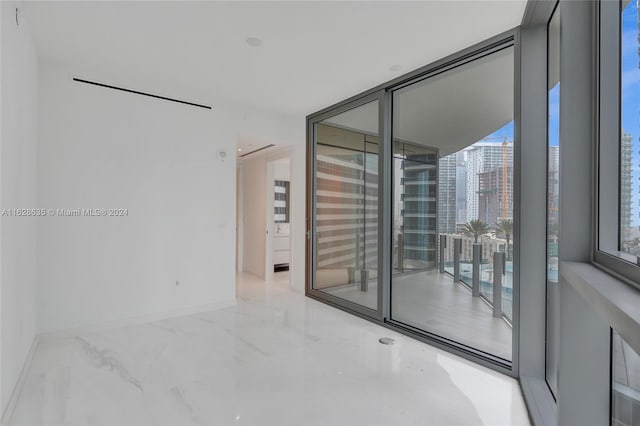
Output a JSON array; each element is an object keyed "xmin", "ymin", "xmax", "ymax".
[
  {"xmin": 548, "ymin": 145, "xmax": 560, "ymax": 228},
  {"xmin": 401, "ymin": 151, "xmax": 438, "ymax": 268},
  {"xmin": 465, "ymin": 141, "xmax": 514, "ymax": 223},
  {"xmin": 438, "ymin": 151, "xmax": 469, "ymax": 235},
  {"xmin": 438, "ymin": 153, "xmax": 457, "ymax": 235},
  {"xmin": 315, "ymin": 151, "xmax": 379, "ymax": 272},
  {"xmin": 315, "ymin": 123, "xmax": 379, "ymax": 276},
  {"xmin": 456, "ymin": 151, "xmax": 468, "ymax": 228},
  {"xmin": 621, "ymin": 132, "xmax": 633, "ymax": 244},
  {"xmin": 478, "ymin": 165, "xmax": 514, "ymax": 226}
]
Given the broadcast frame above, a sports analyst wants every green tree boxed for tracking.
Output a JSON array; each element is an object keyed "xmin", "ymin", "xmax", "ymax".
[
  {"xmin": 494, "ymin": 219, "xmax": 513, "ymax": 259},
  {"xmin": 462, "ymin": 219, "xmax": 491, "ymax": 243}
]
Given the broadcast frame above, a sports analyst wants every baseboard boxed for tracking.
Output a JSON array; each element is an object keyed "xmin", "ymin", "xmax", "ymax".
[
  {"xmin": 39, "ymin": 298, "xmax": 237, "ymax": 342},
  {"xmin": 0, "ymin": 335, "xmax": 40, "ymax": 426}
]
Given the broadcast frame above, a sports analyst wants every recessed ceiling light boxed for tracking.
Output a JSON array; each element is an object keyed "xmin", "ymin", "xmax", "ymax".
[
  {"xmin": 237, "ymin": 148, "xmax": 242, "ymax": 152},
  {"xmin": 246, "ymin": 37, "xmax": 262, "ymax": 47},
  {"xmin": 389, "ymin": 64, "xmax": 402, "ymax": 72}
]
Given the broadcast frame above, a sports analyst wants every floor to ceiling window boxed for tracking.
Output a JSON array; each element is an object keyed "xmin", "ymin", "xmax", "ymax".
[
  {"xmin": 596, "ymin": 0, "xmax": 640, "ymax": 287},
  {"xmin": 546, "ymin": 2, "xmax": 561, "ymax": 399},
  {"xmin": 610, "ymin": 2, "xmax": 640, "ymax": 424},
  {"xmin": 619, "ymin": 0, "xmax": 639, "ymax": 262},
  {"xmin": 311, "ymin": 99, "xmax": 381, "ymax": 312},
  {"xmin": 307, "ymin": 34, "xmax": 517, "ymax": 372},
  {"xmin": 389, "ymin": 46, "xmax": 515, "ymax": 363}
]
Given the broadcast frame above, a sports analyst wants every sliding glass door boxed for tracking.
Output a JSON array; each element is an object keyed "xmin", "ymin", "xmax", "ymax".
[
  {"xmin": 389, "ymin": 45, "xmax": 515, "ymax": 363},
  {"xmin": 307, "ymin": 34, "xmax": 517, "ymax": 370},
  {"xmin": 309, "ymin": 97, "xmax": 383, "ymax": 315}
]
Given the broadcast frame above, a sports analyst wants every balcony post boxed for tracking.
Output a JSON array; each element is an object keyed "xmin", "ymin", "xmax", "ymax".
[
  {"xmin": 398, "ymin": 233, "xmax": 404, "ymax": 273},
  {"xmin": 453, "ymin": 238, "xmax": 462, "ymax": 282},
  {"xmin": 315, "ymin": 232, "xmax": 320, "ymax": 270},
  {"xmin": 355, "ymin": 228, "xmax": 361, "ymax": 270},
  {"xmin": 360, "ymin": 269, "xmax": 369, "ymax": 292},
  {"xmin": 439, "ymin": 235, "xmax": 446, "ymax": 273},
  {"xmin": 472, "ymin": 244, "xmax": 481, "ymax": 297},
  {"xmin": 493, "ymin": 252, "xmax": 505, "ymax": 318}
]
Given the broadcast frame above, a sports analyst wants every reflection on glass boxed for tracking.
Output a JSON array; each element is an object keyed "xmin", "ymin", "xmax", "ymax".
[
  {"xmin": 612, "ymin": 331, "xmax": 640, "ymax": 426},
  {"xmin": 390, "ymin": 46, "xmax": 514, "ymax": 361},
  {"xmin": 546, "ymin": 4, "xmax": 560, "ymax": 398},
  {"xmin": 392, "ymin": 142, "xmax": 437, "ymax": 274},
  {"xmin": 621, "ymin": 0, "xmax": 639, "ymax": 257},
  {"xmin": 313, "ymin": 101, "xmax": 379, "ymax": 310},
  {"xmin": 274, "ymin": 180, "xmax": 289, "ymax": 223}
]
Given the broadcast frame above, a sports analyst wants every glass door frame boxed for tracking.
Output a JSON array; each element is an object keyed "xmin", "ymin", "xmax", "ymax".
[
  {"xmin": 306, "ymin": 29, "xmax": 520, "ymax": 377},
  {"xmin": 384, "ymin": 38, "xmax": 518, "ymax": 372},
  {"xmin": 306, "ymin": 90, "xmax": 389, "ymax": 321}
]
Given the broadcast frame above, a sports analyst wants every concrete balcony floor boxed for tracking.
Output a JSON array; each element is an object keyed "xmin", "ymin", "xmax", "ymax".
[{"xmin": 321, "ymin": 269, "xmax": 512, "ymax": 361}]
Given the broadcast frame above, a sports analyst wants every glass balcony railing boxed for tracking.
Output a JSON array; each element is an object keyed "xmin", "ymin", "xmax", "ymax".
[
  {"xmin": 439, "ymin": 235, "xmax": 513, "ymax": 323},
  {"xmin": 460, "ymin": 260, "xmax": 473, "ymax": 285}
]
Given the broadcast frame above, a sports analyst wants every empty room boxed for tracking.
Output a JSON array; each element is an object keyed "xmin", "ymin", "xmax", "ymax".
[{"xmin": 1, "ymin": 1, "xmax": 639, "ymax": 425}]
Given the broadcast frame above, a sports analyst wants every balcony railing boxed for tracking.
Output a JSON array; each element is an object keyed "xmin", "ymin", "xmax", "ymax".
[{"xmin": 439, "ymin": 235, "xmax": 513, "ymax": 323}]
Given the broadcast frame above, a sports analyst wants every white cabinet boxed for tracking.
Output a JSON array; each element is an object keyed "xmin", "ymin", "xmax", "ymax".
[
  {"xmin": 273, "ymin": 236, "xmax": 289, "ymax": 251},
  {"xmin": 273, "ymin": 235, "xmax": 290, "ymax": 267}
]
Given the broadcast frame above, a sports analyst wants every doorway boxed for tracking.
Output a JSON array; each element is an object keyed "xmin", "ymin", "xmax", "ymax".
[
  {"xmin": 236, "ymin": 145, "xmax": 295, "ymax": 290},
  {"xmin": 265, "ymin": 157, "xmax": 292, "ymax": 283}
]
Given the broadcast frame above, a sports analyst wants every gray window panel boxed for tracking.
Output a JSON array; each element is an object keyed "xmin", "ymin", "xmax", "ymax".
[
  {"xmin": 390, "ymin": 45, "xmax": 516, "ymax": 362},
  {"xmin": 595, "ymin": 0, "xmax": 640, "ymax": 289}
]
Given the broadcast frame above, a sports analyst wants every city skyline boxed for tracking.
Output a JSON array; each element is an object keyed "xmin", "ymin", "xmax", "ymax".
[
  {"xmin": 438, "ymin": 120, "xmax": 517, "ymax": 234},
  {"xmin": 622, "ymin": 0, "xmax": 640, "ymax": 229}
]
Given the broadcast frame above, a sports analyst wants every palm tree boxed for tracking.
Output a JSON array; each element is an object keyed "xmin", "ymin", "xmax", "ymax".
[
  {"xmin": 494, "ymin": 219, "xmax": 513, "ymax": 260},
  {"xmin": 462, "ymin": 219, "xmax": 491, "ymax": 243}
]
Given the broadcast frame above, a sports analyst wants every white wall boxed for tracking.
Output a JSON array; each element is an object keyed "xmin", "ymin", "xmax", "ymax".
[
  {"xmin": 0, "ymin": 1, "xmax": 39, "ymax": 415},
  {"xmin": 288, "ymin": 143, "xmax": 306, "ymax": 293},
  {"xmin": 241, "ymin": 155, "xmax": 267, "ymax": 279},
  {"xmin": 236, "ymin": 165, "xmax": 244, "ymax": 273},
  {"xmin": 0, "ymin": 18, "xmax": 304, "ymax": 408},
  {"xmin": 274, "ymin": 159, "xmax": 290, "ymax": 182},
  {"xmin": 37, "ymin": 60, "xmax": 302, "ymax": 333}
]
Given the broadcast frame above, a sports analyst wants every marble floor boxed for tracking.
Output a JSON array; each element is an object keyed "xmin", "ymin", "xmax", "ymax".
[{"xmin": 9, "ymin": 272, "xmax": 530, "ymax": 425}]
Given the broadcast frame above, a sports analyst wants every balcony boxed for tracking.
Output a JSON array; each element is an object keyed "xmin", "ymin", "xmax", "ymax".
[{"xmin": 316, "ymin": 236, "xmax": 513, "ymax": 361}]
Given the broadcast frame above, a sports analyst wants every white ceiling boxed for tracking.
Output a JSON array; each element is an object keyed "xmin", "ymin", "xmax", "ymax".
[
  {"xmin": 23, "ymin": 1, "xmax": 526, "ymax": 119},
  {"xmin": 392, "ymin": 46, "xmax": 513, "ymax": 156},
  {"xmin": 323, "ymin": 46, "xmax": 514, "ymax": 157}
]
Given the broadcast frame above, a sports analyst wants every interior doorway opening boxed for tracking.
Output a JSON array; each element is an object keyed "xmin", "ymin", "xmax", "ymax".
[
  {"xmin": 265, "ymin": 157, "xmax": 292, "ymax": 283},
  {"xmin": 235, "ymin": 141, "xmax": 295, "ymax": 291}
]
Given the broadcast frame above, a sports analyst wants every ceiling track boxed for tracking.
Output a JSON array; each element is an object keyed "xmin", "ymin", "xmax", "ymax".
[
  {"xmin": 240, "ymin": 144, "xmax": 275, "ymax": 158},
  {"xmin": 72, "ymin": 78, "xmax": 212, "ymax": 110}
]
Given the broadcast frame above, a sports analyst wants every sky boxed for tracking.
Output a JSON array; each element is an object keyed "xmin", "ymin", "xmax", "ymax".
[
  {"xmin": 622, "ymin": 0, "xmax": 640, "ymax": 227},
  {"xmin": 488, "ymin": 2, "xmax": 638, "ymax": 227},
  {"xmin": 548, "ymin": 85, "xmax": 559, "ymax": 148},
  {"xmin": 486, "ymin": 121, "xmax": 514, "ymax": 143}
]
